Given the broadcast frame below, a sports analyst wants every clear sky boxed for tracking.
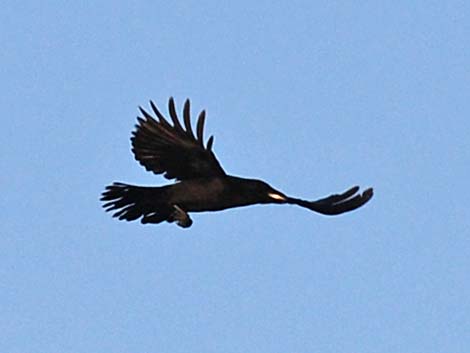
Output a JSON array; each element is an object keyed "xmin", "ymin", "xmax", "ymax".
[{"xmin": 2, "ymin": 1, "xmax": 469, "ymax": 352}]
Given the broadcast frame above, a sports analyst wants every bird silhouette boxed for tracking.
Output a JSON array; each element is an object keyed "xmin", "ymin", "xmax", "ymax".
[{"xmin": 101, "ymin": 98, "xmax": 373, "ymax": 228}]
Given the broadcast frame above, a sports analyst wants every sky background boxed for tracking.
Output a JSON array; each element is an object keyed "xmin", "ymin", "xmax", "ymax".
[{"xmin": 2, "ymin": 1, "xmax": 469, "ymax": 352}]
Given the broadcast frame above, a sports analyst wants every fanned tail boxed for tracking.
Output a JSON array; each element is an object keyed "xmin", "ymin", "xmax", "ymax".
[{"xmin": 100, "ymin": 182, "xmax": 171, "ymax": 224}]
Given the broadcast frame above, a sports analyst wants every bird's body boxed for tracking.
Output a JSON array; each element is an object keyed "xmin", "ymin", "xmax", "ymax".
[
  {"xmin": 125, "ymin": 177, "xmax": 281, "ymax": 213},
  {"xmin": 162, "ymin": 176, "xmax": 279, "ymax": 212},
  {"xmin": 101, "ymin": 98, "xmax": 373, "ymax": 228}
]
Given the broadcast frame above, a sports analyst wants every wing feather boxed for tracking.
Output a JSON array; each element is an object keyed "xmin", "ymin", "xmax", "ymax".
[
  {"xmin": 149, "ymin": 101, "xmax": 173, "ymax": 129},
  {"xmin": 168, "ymin": 97, "xmax": 185, "ymax": 134},
  {"xmin": 131, "ymin": 98, "xmax": 226, "ymax": 181},
  {"xmin": 183, "ymin": 99, "xmax": 196, "ymax": 140},
  {"xmin": 196, "ymin": 110, "xmax": 205, "ymax": 146},
  {"xmin": 206, "ymin": 135, "xmax": 214, "ymax": 151}
]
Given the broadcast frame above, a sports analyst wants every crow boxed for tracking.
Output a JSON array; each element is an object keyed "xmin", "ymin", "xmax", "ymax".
[{"xmin": 101, "ymin": 98, "xmax": 373, "ymax": 228}]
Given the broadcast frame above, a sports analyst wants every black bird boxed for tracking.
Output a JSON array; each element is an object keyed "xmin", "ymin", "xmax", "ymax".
[{"xmin": 101, "ymin": 98, "xmax": 373, "ymax": 228}]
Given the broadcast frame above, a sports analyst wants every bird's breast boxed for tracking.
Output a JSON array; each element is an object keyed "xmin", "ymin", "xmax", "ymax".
[{"xmin": 168, "ymin": 178, "xmax": 232, "ymax": 212}]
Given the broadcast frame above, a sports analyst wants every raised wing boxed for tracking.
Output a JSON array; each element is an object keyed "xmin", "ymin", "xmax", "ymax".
[{"xmin": 131, "ymin": 98, "xmax": 226, "ymax": 181}]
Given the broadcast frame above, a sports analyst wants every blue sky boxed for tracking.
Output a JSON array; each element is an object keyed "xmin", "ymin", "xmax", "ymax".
[{"xmin": 2, "ymin": 1, "xmax": 469, "ymax": 352}]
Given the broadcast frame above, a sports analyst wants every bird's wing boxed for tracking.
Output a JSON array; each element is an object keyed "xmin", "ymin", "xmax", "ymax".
[
  {"xmin": 131, "ymin": 98, "xmax": 226, "ymax": 181},
  {"xmin": 287, "ymin": 186, "xmax": 374, "ymax": 215}
]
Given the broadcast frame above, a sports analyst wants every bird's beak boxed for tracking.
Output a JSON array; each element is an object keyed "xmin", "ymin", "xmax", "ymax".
[{"xmin": 268, "ymin": 192, "xmax": 287, "ymax": 202}]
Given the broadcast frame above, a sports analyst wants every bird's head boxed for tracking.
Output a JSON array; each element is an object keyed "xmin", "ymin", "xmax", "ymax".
[{"xmin": 241, "ymin": 178, "xmax": 288, "ymax": 204}]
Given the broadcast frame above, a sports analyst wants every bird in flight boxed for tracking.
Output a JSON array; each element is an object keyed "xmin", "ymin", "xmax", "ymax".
[{"xmin": 101, "ymin": 98, "xmax": 373, "ymax": 228}]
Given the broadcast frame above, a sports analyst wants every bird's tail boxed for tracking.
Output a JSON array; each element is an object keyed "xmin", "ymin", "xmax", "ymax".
[{"xmin": 100, "ymin": 182, "xmax": 171, "ymax": 224}]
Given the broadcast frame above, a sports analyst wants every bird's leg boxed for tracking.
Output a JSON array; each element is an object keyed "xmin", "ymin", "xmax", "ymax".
[{"xmin": 168, "ymin": 205, "xmax": 193, "ymax": 228}]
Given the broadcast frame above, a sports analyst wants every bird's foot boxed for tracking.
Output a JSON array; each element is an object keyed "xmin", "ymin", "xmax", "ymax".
[{"xmin": 168, "ymin": 205, "xmax": 193, "ymax": 228}]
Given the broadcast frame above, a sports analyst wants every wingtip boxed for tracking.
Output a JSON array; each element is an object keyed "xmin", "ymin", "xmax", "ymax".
[
  {"xmin": 350, "ymin": 185, "xmax": 360, "ymax": 193},
  {"xmin": 362, "ymin": 187, "xmax": 374, "ymax": 199},
  {"xmin": 138, "ymin": 106, "xmax": 154, "ymax": 121},
  {"xmin": 183, "ymin": 98, "xmax": 195, "ymax": 138},
  {"xmin": 149, "ymin": 100, "xmax": 157, "ymax": 112},
  {"xmin": 196, "ymin": 110, "xmax": 206, "ymax": 145},
  {"xmin": 207, "ymin": 135, "xmax": 214, "ymax": 150}
]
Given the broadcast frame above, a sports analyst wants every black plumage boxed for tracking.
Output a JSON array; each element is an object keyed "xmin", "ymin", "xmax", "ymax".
[{"xmin": 101, "ymin": 98, "xmax": 373, "ymax": 228}]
